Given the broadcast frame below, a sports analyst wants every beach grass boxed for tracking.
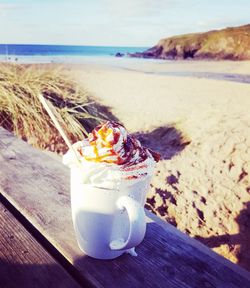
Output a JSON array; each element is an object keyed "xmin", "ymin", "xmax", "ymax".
[{"xmin": 0, "ymin": 63, "xmax": 105, "ymax": 153}]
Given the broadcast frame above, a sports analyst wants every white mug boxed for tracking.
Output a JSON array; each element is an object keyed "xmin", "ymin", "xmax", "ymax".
[{"xmin": 69, "ymin": 165, "xmax": 151, "ymax": 259}]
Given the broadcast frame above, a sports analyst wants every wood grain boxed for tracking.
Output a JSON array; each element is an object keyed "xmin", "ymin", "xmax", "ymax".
[
  {"xmin": 0, "ymin": 202, "xmax": 81, "ymax": 288},
  {"xmin": 1, "ymin": 127, "xmax": 250, "ymax": 288}
]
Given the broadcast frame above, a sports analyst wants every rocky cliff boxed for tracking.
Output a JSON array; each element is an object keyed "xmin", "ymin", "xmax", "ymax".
[{"xmin": 130, "ymin": 24, "xmax": 250, "ymax": 60}]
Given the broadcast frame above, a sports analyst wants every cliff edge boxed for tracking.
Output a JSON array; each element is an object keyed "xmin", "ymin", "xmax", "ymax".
[{"xmin": 130, "ymin": 24, "xmax": 250, "ymax": 60}]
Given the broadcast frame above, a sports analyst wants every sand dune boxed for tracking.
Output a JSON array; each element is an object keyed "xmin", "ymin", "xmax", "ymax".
[{"xmin": 72, "ymin": 61, "xmax": 250, "ymax": 271}]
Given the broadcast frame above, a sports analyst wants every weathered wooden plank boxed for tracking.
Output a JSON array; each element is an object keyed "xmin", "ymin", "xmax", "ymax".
[
  {"xmin": 1, "ymin": 127, "xmax": 250, "ymax": 288},
  {"xmin": 0, "ymin": 202, "xmax": 81, "ymax": 288}
]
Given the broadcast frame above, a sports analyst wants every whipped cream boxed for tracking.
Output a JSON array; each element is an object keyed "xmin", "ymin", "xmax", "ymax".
[{"xmin": 63, "ymin": 121, "xmax": 160, "ymax": 188}]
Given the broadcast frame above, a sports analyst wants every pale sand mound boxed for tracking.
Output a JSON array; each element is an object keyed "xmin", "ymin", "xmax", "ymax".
[
  {"xmin": 74, "ymin": 64, "xmax": 250, "ymax": 271},
  {"xmin": 145, "ymin": 113, "xmax": 250, "ymax": 270}
]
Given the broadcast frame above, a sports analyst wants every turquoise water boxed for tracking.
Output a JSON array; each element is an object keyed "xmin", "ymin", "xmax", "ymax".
[
  {"xmin": 0, "ymin": 44, "xmax": 147, "ymax": 57},
  {"xmin": 0, "ymin": 44, "xmax": 149, "ymax": 64}
]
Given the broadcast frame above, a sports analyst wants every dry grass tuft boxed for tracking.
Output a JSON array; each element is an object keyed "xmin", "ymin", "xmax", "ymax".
[{"xmin": 0, "ymin": 63, "xmax": 106, "ymax": 153}]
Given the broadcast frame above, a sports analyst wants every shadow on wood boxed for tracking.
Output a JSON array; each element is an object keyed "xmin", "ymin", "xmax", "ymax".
[
  {"xmin": 0, "ymin": 260, "xmax": 82, "ymax": 288},
  {"xmin": 73, "ymin": 222, "xmax": 250, "ymax": 288},
  {"xmin": 1, "ymin": 127, "xmax": 250, "ymax": 288}
]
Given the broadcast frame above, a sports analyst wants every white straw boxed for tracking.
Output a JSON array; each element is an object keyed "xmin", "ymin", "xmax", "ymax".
[{"xmin": 38, "ymin": 93, "xmax": 81, "ymax": 164}]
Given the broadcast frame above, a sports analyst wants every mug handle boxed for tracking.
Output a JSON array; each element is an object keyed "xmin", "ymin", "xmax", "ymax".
[{"xmin": 109, "ymin": 196, "xmax": 146, "ymax": 251}]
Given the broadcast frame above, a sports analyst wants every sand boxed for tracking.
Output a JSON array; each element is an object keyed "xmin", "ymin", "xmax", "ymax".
[{"xmin": 67, "ymin": 60, "xmax": 250, "ymax": 271}]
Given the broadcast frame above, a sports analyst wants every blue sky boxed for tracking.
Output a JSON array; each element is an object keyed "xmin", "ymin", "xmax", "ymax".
[{"xmin": 0, "ymin": 0, "xmax": 249, "ymax": 46}]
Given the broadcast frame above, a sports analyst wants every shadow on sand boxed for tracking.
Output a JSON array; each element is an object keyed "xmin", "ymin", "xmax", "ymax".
[
  {"xmin": 133, "ymin": 126, "xmax": 191, "ymax": 160},
  {"xmin": 195, "ymin": 201, "xmax": 250, "ymax": 272}
]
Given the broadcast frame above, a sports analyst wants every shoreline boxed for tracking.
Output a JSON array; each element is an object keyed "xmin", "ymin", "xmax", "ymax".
[
  {"xmin": 120, "ymin": 67, "xmax": 250, "ymax": 84},
  {"xmin": 1, "ymin": 56, "xmax": 250, "ymax": 84}
]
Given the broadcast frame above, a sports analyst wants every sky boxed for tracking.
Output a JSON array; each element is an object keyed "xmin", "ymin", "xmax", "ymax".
[{"xmin": 0, "ymin": 0, "xmax": 250, "ymax": 47}]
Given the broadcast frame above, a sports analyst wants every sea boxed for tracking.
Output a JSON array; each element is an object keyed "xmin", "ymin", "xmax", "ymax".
[
  {"xmin": 1, "ymin": 44, "xmax": 249, "ymax": 84},
  {"xmin": 0, "ymin": 44, "xmax": 148, "ymax": 64}
]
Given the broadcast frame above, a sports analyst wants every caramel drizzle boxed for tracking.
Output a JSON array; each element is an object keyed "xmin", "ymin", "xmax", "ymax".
[{"xmin": 82, "ymin": 121, "xmax": 160, "ymax": 166}]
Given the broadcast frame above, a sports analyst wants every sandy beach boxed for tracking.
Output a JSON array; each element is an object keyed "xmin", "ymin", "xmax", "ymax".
[
  {"xmin": 1, "ymin": 58, "xmax": 249, "ymax": 271},
  {"xmin": 68, "ymin": 59, "xmax": 250, "ymax": 270}
]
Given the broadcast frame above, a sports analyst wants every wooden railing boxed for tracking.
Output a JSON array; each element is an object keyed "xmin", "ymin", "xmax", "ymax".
[{"xmin": 1, "ymin": 127, "xmax": 250, "ymax": 288}]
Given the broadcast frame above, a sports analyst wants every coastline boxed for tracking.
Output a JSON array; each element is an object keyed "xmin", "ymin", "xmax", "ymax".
[{"xmin": 1, "ymin": 55, "xmax": 250, "ymax": 82}]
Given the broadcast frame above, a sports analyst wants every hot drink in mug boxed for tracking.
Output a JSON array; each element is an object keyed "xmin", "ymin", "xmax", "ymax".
[{"xmin": 63, "ymin": 121, "xmax": 159, "ymax": 259}]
